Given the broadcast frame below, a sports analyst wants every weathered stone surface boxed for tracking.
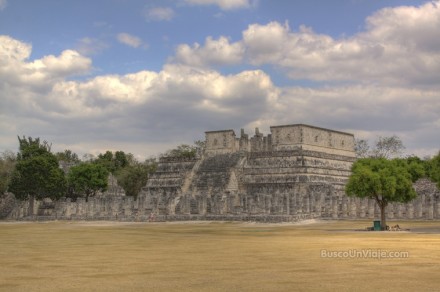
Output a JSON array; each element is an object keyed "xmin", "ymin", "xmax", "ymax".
[{"xmin": 3, "ymin": 124, "xmax": 440, "ymax": 222}]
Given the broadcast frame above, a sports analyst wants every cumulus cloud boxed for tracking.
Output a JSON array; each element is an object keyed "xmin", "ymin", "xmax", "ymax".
[
  {"xmin": 174, "ymin": 36, "xmax": 244, "ymax": 67},
  {"xmin": 1, "ymin": 0, "xmax": 440, "ymax": 158},
  {"xmin": 117, "ymin": 33, "xmax": 144, "ymax": 48},
  {"xmin": 144, "ymin": 7, "xmax": 175, "ymax": 21},
  {"xmin": 174, "ymin": 1, "xmax": 440, "ymax": 87},
  {"xmin": 0, "ymin": 35, "xmax": 277, "ymax": 157},
  {"xmin": 240, "ymin": 1, "xmax": 440, "ymax": 86},
  {"xmin": 185, "ymin": 0, "xmax": 257, "ymax": 10},
  {"xmin": 0, "ymin": 35, "xmax": 91, "ymax": 88}
]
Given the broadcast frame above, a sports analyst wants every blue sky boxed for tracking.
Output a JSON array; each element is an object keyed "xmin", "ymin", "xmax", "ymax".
[{"xmin": 0, "ymin": 0, "xmax": 439, "ymax": 159}]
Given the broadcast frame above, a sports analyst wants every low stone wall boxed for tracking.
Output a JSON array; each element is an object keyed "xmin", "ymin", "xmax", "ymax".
[{"xmin": 2, "ymin": 179, "xmax": 439, "ymax": 222}]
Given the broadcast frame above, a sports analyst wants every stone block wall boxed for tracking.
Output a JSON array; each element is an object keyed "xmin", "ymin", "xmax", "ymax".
[{"xmin": 3, "ymin": 123, "xmax": 440, "ymax": 222}]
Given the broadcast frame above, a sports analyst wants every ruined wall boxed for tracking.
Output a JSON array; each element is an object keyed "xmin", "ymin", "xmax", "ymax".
[
  {"xmin": 3, "ymin": 124, "xmax": 440, "ymax": 222},
  {"xmin": 205, "ymin": 130, "xmax": 238, "ymax": 155}
]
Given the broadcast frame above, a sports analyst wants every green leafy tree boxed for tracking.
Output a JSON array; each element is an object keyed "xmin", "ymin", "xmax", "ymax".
[
  {"xmin": 428, "ymin": 151, "xmax": 440, "ymax": 188},
  {"xmin": 162, "ymin": 140, "xmax": 207, "ymax": 159},
  {"xmin": 95, "ymin": 150, "xmax": 129, "ymax": 173},
  {"xmin": 116, "ymin": 159, "xmax": 157, "ymax": 198},
  {"xmin": 346, "ymin": 158, "xmax": 417, "ymax": 230},
  {"xmin": 9, "ymin": 137, "xmax": 66, "ymax": 215},
  {"xmin": 55, "ymin": 149, "xmax": 80, "ymax": 163},
  {"xmin": 402, "ymin": 156, "xmax": 427, "ymax": 182},
  {"xmin": 0, "ymin": 150, "xmax": 16, "ymax": 194},
  {"xmin": 68, "ymin": 162, "xmax": 109, "ymax": 201}
]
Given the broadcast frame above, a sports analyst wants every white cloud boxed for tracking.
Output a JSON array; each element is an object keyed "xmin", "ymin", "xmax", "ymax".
[
  {"xmin": 76, "ymin": 37, "xmax": 109, "ymax": 55},
  {"xmin": 0, "ymin": 35, "xmax": 277, "ymax": 157},
  {"xmin": 239, "ymin": 1, "xmax": 440, "ymax": 86},
  {"xmin": 144, "ymin": 7, "xmax": 175, "ymax": 21},
  {"xmin": 1, "ymin": 0, "xmax": 440, "ymax": 159},
  {"xmin": 174, "ymin": 36, "xmax": 244, "ymax": 67},
  {"xmin": 117, "ymin": 33, "xmax": 144, "ymax": 48},
  {"xmin": 0, "ymin": 0, "xmax": 7, "ymax": 11},
  {"xmin": 185, "ymin": 0, "xmax": 257, "ymax": 10},
  {"xmin": 0, "ymin": 35, "xmax": 91, "ymax": 88}
]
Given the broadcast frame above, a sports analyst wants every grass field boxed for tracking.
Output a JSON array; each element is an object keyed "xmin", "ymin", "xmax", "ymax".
[{"xmin": 1, "ymin": 220, "xmax": 440, "ymax": 292}]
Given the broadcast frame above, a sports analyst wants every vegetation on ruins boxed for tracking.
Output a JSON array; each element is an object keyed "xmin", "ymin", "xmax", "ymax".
[
  {"xmin": 92, "ymin": 150, "xmax": 157, "ymax": 198},
  {"xmin": 346, "ymin": 157, "xmax": 421, "ymax": 230},
  {"xmin": 67, "ymin": 162, "xmax": 109, "ymax": 201},
  {"xmin": 427, "ymin": 151, "xmax": 440, "ymax": 189},
  {"xmin": 162, "ymin": 140, "xmax": 205, "ymax": 159},
  {"xmin": 0, "ymin": 150, "xmax": 16, "ymax": 194},
  {"xmin": 95, "ymin": 150, "xmax": 130, "ymax": 173},
  {"xmin": 8, "ymin": 137, "xmax": 66, "ymax": 214},
  {"xmin": 115, "ymin": 158, "xmax": 157, "ymax": 198}
]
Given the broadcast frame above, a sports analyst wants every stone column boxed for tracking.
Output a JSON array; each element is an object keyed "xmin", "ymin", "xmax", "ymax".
[
  {"xmin": 417, "ymin": 195, "xmax": 424, "ymax": 218},
  {"xmin": 359, "ymin": 198, "xmax": 366, "ymax": 218},
  {"xmin": 407, "ymin": 203, "xmax": 414, "ymax": 219},
  {"xmin": 427, "ymin": 197, "xmax": 434, "ymax": 219},
  {"xmin": 332, "ymin": 195, "xmax": 338, "ymax": 219},
  {"xmin": 436, "ymin": 201, "xmax": 440, "ymax": 219},
  {"xmin": 395, "ymin": 203, "xmax": 402, "ymax": 219},
  {"xmin": 388, "ymin": 203, "xmax": 394, "ymax": 219},
  {"xmin": 368, "ymin": 199, "xmax": 375, "ymax": 219},
  {"xmin": 304, "ymin": 194, "xmax": 310, "ymax": 214},
  {"xmin": 349, "ymin": 197, "xmax": 357, "ymax": 218},
  {"xmin": 341, "ymin": 196, "xmax": 348, "ymax": 218}
]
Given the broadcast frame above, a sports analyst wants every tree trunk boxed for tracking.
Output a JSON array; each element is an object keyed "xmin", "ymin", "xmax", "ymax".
[{"xmin": 374, "ymin": 195, "xmax": 388, "ymax": 231}]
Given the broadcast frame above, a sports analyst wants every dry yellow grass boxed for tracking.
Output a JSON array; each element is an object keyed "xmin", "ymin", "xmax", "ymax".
[{"xmin": 1, "ymin": 220, "xmax": 439, "ymax": 291}]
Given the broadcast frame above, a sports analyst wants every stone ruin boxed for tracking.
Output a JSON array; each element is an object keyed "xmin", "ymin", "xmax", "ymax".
[{"xmin": 3, "ymin": 123, "xmax": 440, "ymax": 222}]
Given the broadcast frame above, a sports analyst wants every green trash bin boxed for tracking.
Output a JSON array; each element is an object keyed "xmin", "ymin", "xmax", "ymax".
[{"xmin": 373, "ymin": 220, "xmax": 381, "ymax": 231}]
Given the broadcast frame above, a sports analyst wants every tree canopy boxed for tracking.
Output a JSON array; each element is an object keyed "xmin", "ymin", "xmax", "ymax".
[
  {"xmin": 345, "ymin": 157, "xmax": 418, "ymax": 229},
  {"xmin": 55, "ymin": 149, "xmax": 80, "ymax": 164},
  {"xmin": 67, "ymin": 162, "xmax": 109, "ymax": 201},
  {"xmin": 9, "ymin": 137, "xmax": 66, "ymax": 201},
  {"xmin": 0, "ymin": 151, "xmax": 16, "ymax": 194},
  {"xmin": 115, "ymin": 159, "xmax": 157, "ymax": 198},
  {"xmin": 427, "ymin": 151, "xmax": 440, "ymax": 188},
  {"xmin": 95, "ymin": 150, "xmax": 129, "ymax": 173},
  {"xmin": 354, "ymin": 135, "xmax": 405, "ymax": 159},
  {"xmin": 162, "ymin": 141, "xmax": 205, "ymax": 159}
]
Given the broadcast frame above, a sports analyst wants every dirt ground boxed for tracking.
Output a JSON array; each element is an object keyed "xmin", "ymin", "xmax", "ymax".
[{"xmin": 0, "ymin": 220, "xmax": 439, "ymax": 291}]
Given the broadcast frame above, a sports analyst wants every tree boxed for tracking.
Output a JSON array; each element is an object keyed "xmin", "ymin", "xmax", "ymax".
[
  {"xmin": 0, "ymin": 150, "xmax": 16, "ymax": 194},
  {"xmin": 427, "ymin": 151, "xmax": 440, "ymax": 189},
  {"xmin": 68, "ymin": 162, "xmax": 109, "ymax": 202},
  {"xmin": 354, "ymin": 135, "xmax": 406, "ymax": 159},
  {"xmin": 354, "ymin": 139, "xmax": 370, "ymax": 158},
  {"xmin": 402, "ymin": 156, "xmax": 427, "ymax": 182},
  {"xmin": 194, "ymin": 140, "xmax": 206, "ymax": 154},
  {"xmin": 116, "ymin": 159, "xmax": 157, "ymax": 198},
  {"xmin": 371, "ymin": 135, "xmax": 405, "ymax": 159},
  {"xmin": 55, "ymin": 149, "xmax": 80, "ymax": 164},
  {"xmin": 9, "ymin": 137, "xmax": 66, "ymax": 215},
  {"xmin": 346, "ymin": 158, "xmax": 417, "ymax": 230},
  {"xmin": 95, "ymin": 150, "xmax": 129, "ymax": 173},
  {"xmin": 162, "ymin": 140, "xmax": 208, "ymax": 159}
]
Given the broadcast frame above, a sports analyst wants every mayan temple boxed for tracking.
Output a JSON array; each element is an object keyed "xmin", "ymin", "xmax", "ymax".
[
  {"xmin": 4, "ymin": 123, "xmax": 440, "ymax": 222},
  {"xmin": 138, "ymin": 124, "xmax": 357, "ymax": 221}
]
